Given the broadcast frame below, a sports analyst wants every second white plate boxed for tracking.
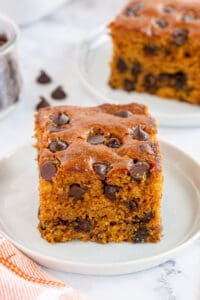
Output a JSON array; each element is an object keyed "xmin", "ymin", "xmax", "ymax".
[
  {"xmin": 78, "ymin": 27, "xmax": 200, "ymax": 127},
  {"xmin": 0, "ymin": 141, "xmax": 200, "ymax": 275}
]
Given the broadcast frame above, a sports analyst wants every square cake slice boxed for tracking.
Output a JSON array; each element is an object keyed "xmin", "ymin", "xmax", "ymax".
[
  {"xmin": 35, "ymin": 103, "xmax": 163, "ymax": 243},
  {"xmin": 109, "ymin": 0, "xmax": 200, "ymax": 105}
]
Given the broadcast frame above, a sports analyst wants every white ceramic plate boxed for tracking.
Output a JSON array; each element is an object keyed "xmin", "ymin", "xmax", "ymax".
[
  {"xmin": 0, "ymin": 141, "xmax": 200, "ymax": 275},
  {"xmin": 78, "ymin": 27, "xmax": 200, "ymax": 127}
]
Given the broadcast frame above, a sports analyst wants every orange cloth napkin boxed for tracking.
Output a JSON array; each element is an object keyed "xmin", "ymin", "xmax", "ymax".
[{"xmin": 0, "ymin": 235, "xmax": 86, "ymax": 300}]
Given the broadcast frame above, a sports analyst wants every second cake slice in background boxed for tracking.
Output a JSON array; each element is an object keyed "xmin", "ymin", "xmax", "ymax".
[{"xmin": 109, "ymin": 0, "xmax": 200, "ymax": 105}]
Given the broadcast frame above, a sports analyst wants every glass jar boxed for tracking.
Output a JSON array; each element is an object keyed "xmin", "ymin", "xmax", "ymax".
[{"xmin": 0, "ymin": 14, "xmax": 21, "ymax": 118}]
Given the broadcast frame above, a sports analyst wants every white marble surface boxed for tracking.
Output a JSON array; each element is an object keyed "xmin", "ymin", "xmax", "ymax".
[{"xmin": 0, "ymin": 0, "xmax": 200, "ymax": 299}]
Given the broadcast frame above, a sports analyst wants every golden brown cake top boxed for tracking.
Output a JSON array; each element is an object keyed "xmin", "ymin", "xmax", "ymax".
[
  {"xmin": 35, "ymin": 103, "xmax": 161, "ymax": 181},
  {"xmin": 110, "ymin": 0, "xmax": 200, "ymax": 43}
]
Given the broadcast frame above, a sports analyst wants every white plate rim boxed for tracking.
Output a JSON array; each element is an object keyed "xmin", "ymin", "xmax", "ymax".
[
  {"xmin": 77, "ymin": 25, "xmax": 200, "ymax": 128},
  {"xmin": 0, "ymin": 139, "xmax": 200, "ymax": 275}
]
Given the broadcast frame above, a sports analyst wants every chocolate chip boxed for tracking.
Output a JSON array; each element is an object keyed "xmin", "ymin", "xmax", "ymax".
[
  {"xmin": 74, "ymin": 218, "xmax": 91, "ymax": 233},
  {"xmin": 40, "ymin": 223, "xmax": 46, "ymax": 231},
  {"xmin": 116, "ymin": 58, "xmax": 128, "ymax": 73},
  {"xmin": 131, "ymin": 125, "xmax": 149, "ymax": 141},
  {"xmin": 129, "ymin": 161, "xmax": 150, "ymax": 182},
  {"xmin": 131, "ymin": 62, "xmax": 142, "ymax": 76},
  {"xmin": 156, "ymin": 18, "xmax": 168, "ymax": 28},
  {"xmin": 137, "ymin": 143, "xmax": 154, "ymax": 155},
  {"xmin": 174, "ymin": 72, "xmax": 187, "ymax": 89},
  {"xmin": 69, "ymin": 184, "xmax": 86, "ymax": 200},
  {"xmin": 133, "ymin": 226, "xmax": 149, "ymax": 243},
  {"xmin": 51, "ymin": 86, "xmax": 67, "ymax": 100},
  {"xmin": 40, "ymin": 161, "xmax": 57, "ymax": 181},
  {"xmin": 144, "ymin": 74, "xmax": 158, "ymax": 92},
  {"xmin": 36, "ymin": 70, "xmax": 52, "ymax": 84},
  {"xmin": 140, "ymin": 212, "xmax": 154, "ymax": 223},
  {"xmin": 124, "ymin": 2, "xmax": 144, "ymax": 17},
  {"xmin": 104, "ymin": 185, "xmax": 121, "ymax": 200},
  {"xmin": 144, "ymin": 44, "xmax": 158, "ymax": 55},
  {"xmin": 114, "ymin": 110, "xmax": 132, "ymax": 118},
  {"xmin": 50, "ymin": 112, "xmax": 70, "ymax": 126},
  {"xmin": 47, "ymin": 126, "xmax": 66, "ymax": 133},
  {"xmin": 124, "ymin": 79, "xmax": 135, "ymax": 92},
  {"xmin": 133, "ymin": 212, "xmax": 154, "ymax": 224},
  {"xmin": 163, "ymin": 6, "xmax": 175, "ymax": 14},
  {"xmin": 182, "ymin": 14, "xmax": 196, "ymax": 22},
  {"xmin": 0, "ymin": 33, "xmax": 8, "ymax": 46},
  {"xmin": 48, "ymin": 139, "xmax": 68, "ymax": 153},
  {"xmin": 124, "ymin": 199, "xmax": 138, "ymax": 211},
  {"xmin": 107, "ymin": 137, "xmax": 121, "ymax": 148},
  {"xmin": 184, "ymin": 52, "xmax": 191, "ymax": 58},
  {"xmin": 35, "ymin": 96, "xmax": 50, "ymax": 111},
  {"xmin": 172, "ymin": 28, "xmax": 188, "ymax": 46},
  {"xmin": 87, "ymin": 135, "xmax": 105, "ymax": 145},
  {"xmin": 93, "ymin": 163, "xmax": 110, "ymax": 180},
  {"xmin": 165, "ymin": 49, "xmax": 171, "ymax": 56},
  {"xmin": 58, "ymin": 219, "xmax": 69, "ymax": 226},
  {"xmin": 110, "ymin": 221, "xmax": 117, "ymax": 226},
  {"xmin": 158, "ymin": 73, "xmax": 171, "ymax": 84}
]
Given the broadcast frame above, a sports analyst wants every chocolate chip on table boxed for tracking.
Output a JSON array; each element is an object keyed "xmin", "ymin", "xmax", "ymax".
[
  {"xmin": 104, "ymin": 185, "xmax": 121, "ymax": 200},
  {"xmin": 123, "ymin": 79, "xmax": 135, "ymax": 92},
  {"xmin": 172, "ymin": 28, "xmax": 189, "ymax": 46},
  {"xmin": 40, "ymin": 161, "xmax": 57, "ymax": 181},
  {"xmin": 129, "ymin": 161, "xmax": 150, "ymax": 182},
  {"xmin": 131, "ymin": 62, "xmax": 142, "ymax": 76},
  {"xmin": 144, "ymin": 44, "xmax": 158, "ymax": 55},
  {"xmin": 35, "ymin": 96, "xmax": 50, "ymax": 111},
  {"xmin": 114, "ymin": 110, "xmax": 132, "ymax": 118},
  {"xmin": 156, "ymin": 18, "xmax": 168, "ymax": 29},
  {"xmin": 93, "ymin": 163, "xmax": 110, "ymax": 180},
  {"xmin": 50, "ymin": 112, "xmax": 70, "ymax": 126},
  {"xmin": 36, "ymin": 70, "xmax": 52, "ymax": 84},
  {"xmin": 124, "ymin": 199, "xmax": 138, "ymax": 211},
  {"xmin": 48, "ymin": 139, "xmax": 68, "ymax": 153},
  {"xmin": 131, "ymin": 125, "xmax": 149, "ymax": 141},
  {"xmin": 51, "ymin": 86, "xmax": 67, "ymax": 100},
  {"xmin": 87, "ymin": 135, "xmax": 105, "ymax": 145},
  {"xmin": 116, "ymin": 58, "xmax": 128, "ymax": 73},
  {"xmin": 74, "ymin": 218, "xmax": 92, "ymax": 233},
  {"xmin": 144, "ymin": 74, "xmax": 158, "ymax": 92},
  {"xmin": 0, "ymin": 33, "xmax": 8, "ymax": 46},
  {"xmin": 69, "ymin": 184, "xmax": 86, "ymax": 200},
  {"xmin": 107, "ymin": 137, "xmax": 121, "ymax": 148},
  {"xmin": 174, "ymin": 72, "xmax": 187, "ymax": 89},
  {"xmin": 133, "ymin": 226, "xmax": 149, "ymax": 243},
  {"xmin": 124, "ymin": 2, "xmax": 144, "ymax": 17}
]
